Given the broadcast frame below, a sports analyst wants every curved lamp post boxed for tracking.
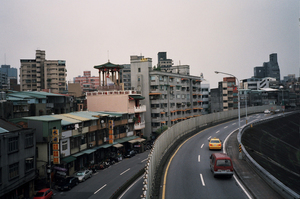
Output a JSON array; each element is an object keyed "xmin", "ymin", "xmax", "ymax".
[{"xmin": 215, "ymin": 71, "xmax": 241, "ymax": 134}]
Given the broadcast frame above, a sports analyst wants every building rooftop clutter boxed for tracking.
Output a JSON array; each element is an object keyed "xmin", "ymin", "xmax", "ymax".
[{"xmin": 94, "ymin": 61, "xmax": 124, "ymax": 91}]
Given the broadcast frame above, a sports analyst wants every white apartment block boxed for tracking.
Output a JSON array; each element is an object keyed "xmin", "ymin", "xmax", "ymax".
[{"xmin": 130, "ymin": 55, "xmax": 203, "ymax": 138}]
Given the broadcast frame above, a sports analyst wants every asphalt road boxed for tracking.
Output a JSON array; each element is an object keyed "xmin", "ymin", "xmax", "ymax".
[
  {"xmin": 163, "ymin": 114, "xmax": 265, "ymax": 199},
  {"xmin": 52, "ymin": 151, "xmax": 149, "ymax": 199}
]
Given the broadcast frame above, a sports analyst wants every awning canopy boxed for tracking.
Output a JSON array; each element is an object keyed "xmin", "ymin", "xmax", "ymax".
[
  {"xmin": 84, "ymin": 149, "xmax": 96, "ymax": 154},
  {"xmin": 128, "ymin": 138, "xmax": 146, "ymax": 144},
  {"xmin": 129, "ymin": 95, "xmax": 145, "ymax": 100},
  {"xmin": 61, "ymin": 156, "xmax": 76, "ymax": 164},
  {"xmin": 113, "ymin": 143, "xmax": 124, "ymax": 148},
  {"xmin": 149, "ymin": 93, "xmax": 161, "ymax": 95}
]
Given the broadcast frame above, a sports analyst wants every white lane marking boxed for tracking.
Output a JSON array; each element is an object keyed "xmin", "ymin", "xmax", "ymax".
[
  {"xmin": 198, "ymin": 155, "xmax": 201, "ymax": 162},
  {"xmin": 120, "ymin": 168, "xmax": 130, "ymax": 175},
  {"xmin": 200, "ymin": 174, "xmax": 205, "ymax": 186},
  {"xmin": 141, "ymin": 158, "xmax": 147, "ymax": 163},
  {"xmin": 216, "ymin": 130, "xmax": 220, "ymax": 134},
  {"xmin": 232, "ymin": 123, "xmax": 236, "ymax": 125},
  {"xmin": 223, "ymin": 129, "xmax": 253, "ymax": 199},
  {"xmin": 201, "ymin": 144, "xmax": 204, "ymax": 148},
  {"xmin": 119, "ymin": 175, "xmax": 143, "ymax": 199},
  {"xmin": 207, "ymin": 136, "xmax": 211, "ymax": 140},
  {"xmin": 224, "ymin": 126, "xmax": 228, "ymax": 129},
  {"xmin": 94, "ymin": 184, "xmax": 107, "ymax": 194},
  {"xmin": 233, "ymin": 175, "xmax": 253, "ymax": 199}
]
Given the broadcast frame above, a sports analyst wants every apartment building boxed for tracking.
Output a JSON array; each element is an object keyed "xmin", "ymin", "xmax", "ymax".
[
  {"xmin": 18, "ymin": 109, "xmax": 144, "ymax": 184},
  {"xmin": 221, "ymin": 77, "xmax": 238, "ymax": 111},
  {"xmin": 0, "ymin": 119, "xmax": 36, "ymax": 199},
  {"xmin": 20, "ymin": 50, "xmax": 67, "ymax": 93},
  {"xmin": 86, "ymin": 90, "xmax": 146, "ymax": 137},
  {"xmin": 0, "ymin": 65, "xmax": 18, "ymax": 90},
  {"xmin": 130, "ymin": 55, "xmax": 203, "ymax": 138},
  {"xmin": 73, "ymin": 71, "xmax": 100, "ymax": 93},
  {"xmin": 120, "ymin": 64, "xmax": 131, "ymax": 90}
]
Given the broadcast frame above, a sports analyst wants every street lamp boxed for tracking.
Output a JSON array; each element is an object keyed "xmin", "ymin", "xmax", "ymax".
[
  {"xmin": 215, "ymin": 71, "xmax": 241, "ymax": 134},
  {"xmin": 279, "ymin": 85, "xmax": 284, "ymax": 112}
]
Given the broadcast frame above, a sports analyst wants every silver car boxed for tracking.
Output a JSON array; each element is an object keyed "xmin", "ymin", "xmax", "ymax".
[{"xmin": 74, "ymin": 169, "xmax": 92, "ymax": 182}]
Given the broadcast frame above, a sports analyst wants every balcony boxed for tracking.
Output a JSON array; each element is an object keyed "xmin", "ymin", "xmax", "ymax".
[
  {"xmin": 134, "ymin": 105, "xmax": 146, "ymax": 113},
  {"xmin": 134, "ymin": 121, "xmax": 145, "ymax": 130},
  {"xmin": 114, "ymin": 119, "xmax": 128, "ymax": 126}
]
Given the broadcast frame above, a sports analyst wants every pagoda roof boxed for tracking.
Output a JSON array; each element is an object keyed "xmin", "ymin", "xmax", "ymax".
[{"xmin": 94, "ymin": 61, "xmax": 124, "ymax": 69}]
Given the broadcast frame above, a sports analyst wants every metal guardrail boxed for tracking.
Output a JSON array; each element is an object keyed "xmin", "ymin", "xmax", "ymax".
[
  {"xmin": 142, "ymin": 105, "xmax": 280, "ymax": 199},
  {"xmin": 237, "ymin": 111, "xmax": 300, "ymax": 199}
]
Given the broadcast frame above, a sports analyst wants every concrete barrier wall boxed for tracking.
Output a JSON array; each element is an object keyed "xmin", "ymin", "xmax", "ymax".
[
  {"xmin": 238, "ymin": 111, "xmax": 300, "ymax": 199},
  {"xmin": 142, "ymin": 105, "xmax": 280, "ymax": 199}
]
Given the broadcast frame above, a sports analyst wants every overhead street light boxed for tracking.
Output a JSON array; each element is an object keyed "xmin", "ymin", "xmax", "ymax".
[{"xmin": 215, "ymin": 71, "xmax": 241, "ymax": 134}]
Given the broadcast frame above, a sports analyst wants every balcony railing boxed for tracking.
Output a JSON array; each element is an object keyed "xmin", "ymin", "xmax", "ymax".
[
  {"xmin": 134, "ymin": 121, "xmax": 145, "ymax": 130},
  {"xmin": 134, "ymin": 105, "xmax": 146, "ymax": 113}
]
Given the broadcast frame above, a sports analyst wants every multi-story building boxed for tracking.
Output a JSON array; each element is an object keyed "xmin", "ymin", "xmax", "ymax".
[
  {"xmin": 201, "ymin": 81, "xmax": 210, "ymax": 114},
  {"xmin": 130, "ymin": 55, "xmax": 203, "ymax": 138},
  {"xmin": 20, "ymin": 50, "xmax": 67, "ymax": 93},
  {"xmin": 16, "ymin": 110, "xmax": 143, "ymax": 184},
  {"xmin": 157, "ymin": 52, "xmax": 173, "ymax": 72},
  {"xmin": 241, "ymin": 77, "xmax": 279, "ymax": 90},
  {"xmin": 120, "ymin": 64, "xmax": 132, "ymax": 90},
  {"xmin": 0, "ymin": 65, "xmax": 18, "ymax": 90},
  {"xmin": 73, "ymin": 71, "xmax": 100, "ymax": 93},
  {"xmin": 0, "ymin": 119, "xmax": 36, "ymax": 199},
  {"xmin": 221, "ymin": 77, "xmax": 238, "ymax": 111},
  {"xmin": 254, "ymin": 53, "xmax": 280, "ymax": 81},
  {"xmin": 86, "ymin": 90, "xmax": 146, "ymax": 137}
]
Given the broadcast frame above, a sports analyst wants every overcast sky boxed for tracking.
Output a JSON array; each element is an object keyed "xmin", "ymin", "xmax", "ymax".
[{"xmin": 0, "ymin": 0, "xmax": 299, "ymax": 88}]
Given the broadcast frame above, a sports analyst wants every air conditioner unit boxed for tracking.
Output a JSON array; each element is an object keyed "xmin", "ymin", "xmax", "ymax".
[
  {"xmin": 170, "ymin": 91, "xmax": 173, "ymax": 94},
  {"xmin": 89, "ymin": 144, "xmax": 93, "ymax": 147}
]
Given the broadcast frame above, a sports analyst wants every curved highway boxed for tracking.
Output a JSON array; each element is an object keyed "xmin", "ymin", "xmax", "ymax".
[{"xmin": 162, "ymin": 114, "xmax": 266, "ymax": 199}]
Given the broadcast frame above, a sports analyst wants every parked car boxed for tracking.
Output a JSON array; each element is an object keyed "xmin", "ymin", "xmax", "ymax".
[
  {"xmin": 264, "ymin": 109, "xmax": 271, "ymax": 114},
  {"xmin": 74, "ymin": 169, "xmax": 93, "ymax": 182},
  {"xmin": 124, "ymin": 150, "xmax": 136, "ymax": 158},
  {"xmin": 208, "ymin": 137, "xmax": 222, "ymax": 150},
  {"xmin": 57, "ymin": 176, "xmax": 79, "ymax": 191},
  {"xmin": 210, "ymin": 153, "xmax": 233, "ymax": 178},
  {"xmin": 33, "ymin": 188, "xmax": 53, "ymax": 199}
]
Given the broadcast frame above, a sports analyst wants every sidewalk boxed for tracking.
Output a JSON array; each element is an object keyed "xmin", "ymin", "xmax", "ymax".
[{"xmin": 226, "ymin": 130, "xmax": 283, "ymax": 199}]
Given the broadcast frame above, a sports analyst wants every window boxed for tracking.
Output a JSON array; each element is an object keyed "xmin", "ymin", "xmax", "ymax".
[
  {"xmin": 176, "ymin": 94, "xmax": 181, "ymax": 99},
  {"xmin": 9, "ymin": 162, "xmax": 19, "ymax": 180},
  {"xmin": 8, "ymin": 137, "xmax": 18, "ymax": 153},
  {"xmin": 62, "ymin": 140, "xmax": 68, "ymax": 151},
  {"xmin": 25, "ymin": 133, "xmax": 34, "ymax": 147},
  {"xmin": 138, "ymin": 68, "xmax": 141, "ymax": 72},
  {"xmin": 25, "ymin": 157, "xmax": 34, "ymax": 172}
]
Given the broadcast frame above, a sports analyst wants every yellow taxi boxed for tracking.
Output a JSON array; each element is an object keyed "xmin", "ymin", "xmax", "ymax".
[{"xmin": 208, "ymin": 137, "xmax": 222, "ymax": 150}]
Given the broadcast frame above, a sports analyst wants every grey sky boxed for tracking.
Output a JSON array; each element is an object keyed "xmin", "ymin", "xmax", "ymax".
[{"xmin": 0, "ymin": 0, "xmax": 299, "ymax": 88}]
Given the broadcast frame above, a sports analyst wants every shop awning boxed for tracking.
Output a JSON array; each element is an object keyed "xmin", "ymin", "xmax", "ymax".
[
  {"xmin": 84, "ymin": 149, "xmax": 96, "ymax": 154},
  {"xmin": 113, "ymin": 143, "xmax": 124, "ymax": 148},
  {"xmin": 115, "ymin": 136, "xmax": 139, "ymax": 144},
  {"xmin": 61, "ymin": 156, "xmax": 76, "ymax": 163},
  {"xmin": 99, "ymin": 143, "xmax": 113, "ymax": 148},
  {"xmin": 73, "ymin": 151, "xmax": 86, "ymax": 157},
  {"xmin": 149, "ymin": 93, "xmax": 161, "ymax": 95},
  {"xmin": 128, "ymin": 138, "xmax": 146, "ymax": 144},
  {"xmin": 129, "ymin": 95, "xmax": 145, "ymax": 100}
]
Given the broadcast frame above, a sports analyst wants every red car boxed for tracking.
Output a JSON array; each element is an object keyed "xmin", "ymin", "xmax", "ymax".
[{"xmin": 33, "ymin": 188, "xmax": 53, "ymax": 199}]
